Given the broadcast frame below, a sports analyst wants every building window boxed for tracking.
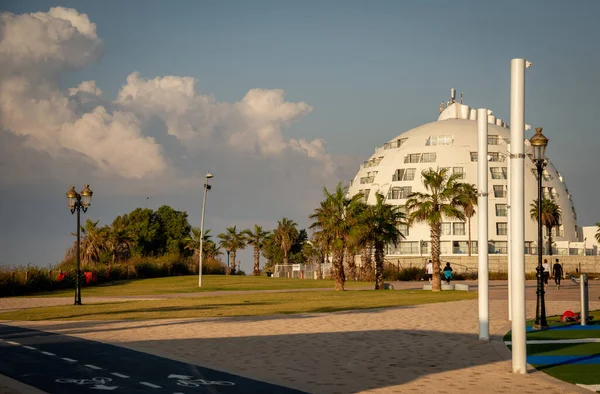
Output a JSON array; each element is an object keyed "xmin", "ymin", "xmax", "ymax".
[
  {"xmin": 398, "ymin": 224, "xmax": 409, "ymax": 237},
  {"xmin": 441, "ymin": 222, "xmax": 452, "ymax": 236},
  {"xmin": 388, "ymin": 186, "xmax": 412, "ymax": 200},
  {"xmin": 488, "ymin": 152, "xmax": 505, "ymax": 162},
  {"xmin": 489, "ymin": 241, "xmax": 508, "ymax": 254},
  {"xmin": 426, "ymin": 135, "xmax": 453, "ymax": 146},
  {"xmin": 490, "ymin": 167, "xmax": 507, "ymax": 179},
  {"xmin": 550, "ymin": 188, "xmax": 559, "ymax": 200},
  {"xmin": 496, "ymin": 222, "xmax": 508, "ymax": 236},
  {"xmin": 405, "ymin": 154, "xmax": 420, "ymax": 163},
  {"xmin": 396, "ymin": 138, "xmax": 408, "ymax": 148},
  {"xmin": 359, "ymin": 189, "xmax": 370, "ymax": 202},
  {"xmin": 440, "ymin": 241, "xmax": 452, "ymax": 255},
  {"xmin": 399, "ymin": 241, "xmax": 419, "ymax": 254},
  {"xmin": 392, "ymin": 168, "xmax": 416, "ymax": 181},
  {"xmin": 470, "ymin": 152, "xmax": 478, "ymax": 162},
  {"xmin": 488, "ymin": 135, "xmax": 500, "ymax": 145},
  {"xmin": 493, "ymin": 185, "xmax": 507, "ymax": 198},
  {"xmin": 542, "ymin": 169, "xmax": 553, "ymax": 181},
  {"xmin": 421, "ymin": 153, "xmax": 437, "ymax": 163},
  {"xmin": 453, "ymin": 241, "xmax": 469, "ymax": 254},
  {"xmin": 453, "ymin": 222, "xmax": 466, "ymax": 235},
  {"xmin": 452, "ymin": 167, "xmax": 465, "ymax": 179},
  {"xmin": 495, "ymin": 204, "xmax": 508, "ymax": 217}
]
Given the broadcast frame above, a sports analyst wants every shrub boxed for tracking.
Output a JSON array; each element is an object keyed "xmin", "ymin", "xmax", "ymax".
[{"xmin": 397, "ymin": 267, "xmax": 426, "ymax": 281}]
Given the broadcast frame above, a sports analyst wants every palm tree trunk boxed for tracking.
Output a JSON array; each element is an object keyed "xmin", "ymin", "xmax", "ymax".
[
  {"xmin": 547, "ymin": 226, "xmax": 553, "ymax": 256},
  {"xmin": 283, "ymin": 250, "xmax": 289, "ymax": 265},
  {"xmin": 317, "ymin": 253, "xmax": 324, "ymax": 280},
  {"xmin": 333, "ymin": 249, "xmax": 345, "ymax": 291},
  {"xmin": 431, "ymin": 224, "xmax": 442, "ymax": 292},
  {"xmin": 345, "ymin": 247, "xmax": 357, "ymax": 281},
  {"xmin": 360, "ymin": 247, "xmax": 372, "ymax": 281},
  {"xmin": 467, "ymin": 217, "xmax": 472, "ymax": 256},
  {"xmin": 230, "ymin": 250, "xmax": 236, "ymax": 274},
  {"xmin": 253, "ymin": 247, "xmax": 260, "ymax": 276},
  {"xmin": 374, "ymin": 241, "xmax": 385, "ymax": 290}
]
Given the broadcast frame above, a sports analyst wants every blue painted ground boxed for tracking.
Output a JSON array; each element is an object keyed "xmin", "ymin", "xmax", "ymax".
[
  {"xmin": 526, "ymin": 324, "xmax": 599, "ymax": 332},
  {"xmin": 528, "ymin": 355, "xmax": 600, "ymax": 366}
]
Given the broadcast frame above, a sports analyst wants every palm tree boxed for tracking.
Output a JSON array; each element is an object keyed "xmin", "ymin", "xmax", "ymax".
[
  {"xmin": 309, "ymin": 183, "xmax": 364, "ymax": 291},
  {"xmin": 109, "ymin": 226, "xmax": 133, "ymax": 263},
  {"xmin": 242, "ymin": 225, "xmax": 269, "ymax": 276},
  {"xmin": 595, "ymin": 222, "xmax": 600, "ymax": 244},
  {"xmin": 530, "ymin": 198, "xmax": 562, "ymax": 255},
  {"xmin": 274, "ymin": 218, "xmax": 299, "ymax": 265},
  {"xmin": 360, "ymin": 193, "xmax": 406, "ymax": 289},
  {"xmin": 78, "ymin": 219, "xmax": 110, "ymax": 265},
  {"xmin": 184, "ymin": 227, "xmax": 212, "ymax": 259},
  {"xmin": 406, "ymin": 168, "xmax": 466, "ymax": 292},
  {"xmin": 217, "ymin": 226, "xmax": 246, "ymax": 274},
  {"xmin": 457, "ymin": 183, "xmax": 478, "ymax": 256}
]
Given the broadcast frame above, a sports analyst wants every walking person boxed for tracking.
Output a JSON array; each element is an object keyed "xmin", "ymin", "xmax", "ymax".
[
  {"xmin": 542, "ymin": 259, "xmax": 550, "ymax": 289},
  {"xmin": 553, "ymin": 258, "xmax": 563, "ymax": 289},
  {"xmin": 426, "ymin": 260, "xmax": 433, "ymax": 283}
]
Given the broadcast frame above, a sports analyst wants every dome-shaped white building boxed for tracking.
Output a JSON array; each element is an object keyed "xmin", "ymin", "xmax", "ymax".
[{"xmin": 347, "ymin": 94, "xmax": 579, "ymax": 257}]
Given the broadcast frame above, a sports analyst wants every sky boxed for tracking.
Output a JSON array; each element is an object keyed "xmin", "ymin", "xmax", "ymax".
[{"xmin": 1, "ymin": 0, "xmax": 599, "ymax": 272}]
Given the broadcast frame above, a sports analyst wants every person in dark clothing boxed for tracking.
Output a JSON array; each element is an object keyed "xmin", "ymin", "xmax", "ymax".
[
  {"xmin": 442, "ymin": 262, "xmax": 453, "ymax": 284},
  {"xmin": 553, "ymin": 258, "xmax": 563, "ymax": 289}
]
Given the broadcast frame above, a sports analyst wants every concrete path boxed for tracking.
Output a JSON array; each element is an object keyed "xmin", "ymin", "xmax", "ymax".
[{"xmin": 1, "ymin": 281, "xmax": 599, "ymax": 393}]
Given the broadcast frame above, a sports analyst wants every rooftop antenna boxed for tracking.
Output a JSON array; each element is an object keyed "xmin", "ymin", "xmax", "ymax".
[
  {"xmin": 460, "ymin": 92, "xmax": 464, "ymax": 104},
  {"xmin": 450, "ymin": 88, "xmax": 456, "ymax": 103}
]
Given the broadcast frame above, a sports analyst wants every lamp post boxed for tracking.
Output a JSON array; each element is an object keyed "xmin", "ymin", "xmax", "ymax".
[
  {"xmin": 66, "ymin": 185, "xmax": 93, "ymax": 306},
  {"xmin": 199, "ymin": 172, "xmax": 214, "ymax": 287},
  {"xmin": 530, "ymin": 127, "xmax": 549, "ymax": 330}
]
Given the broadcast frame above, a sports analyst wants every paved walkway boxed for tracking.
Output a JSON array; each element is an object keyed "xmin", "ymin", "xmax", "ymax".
[{"xmin": 1, "ymin": 281, "xmax": 599, "ymax": 393}]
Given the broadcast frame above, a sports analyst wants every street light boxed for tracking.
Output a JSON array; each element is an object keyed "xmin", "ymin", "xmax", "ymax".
[
  {"xmin": 66, "ymin": 184, "xmax": 93, "ymax": 305},
  {"xmin": 198, "ymin": 172, "xmax": 213, "ymax": 287},
  {"xmin": 530, "ymin": 127, "xmax": 549, "ymax": 329}
]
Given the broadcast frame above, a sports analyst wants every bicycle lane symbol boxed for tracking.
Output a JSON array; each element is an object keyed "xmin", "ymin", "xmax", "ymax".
[
  {"xmin": 55, "ymin": 377, "xmax": 118, "ymax": 391},
  {"xmin": 168, "ymin": 374, "xmax": 235, "ymax": 387}
]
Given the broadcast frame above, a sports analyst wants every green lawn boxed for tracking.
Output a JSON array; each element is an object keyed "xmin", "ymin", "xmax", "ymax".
[
  {"xmin": 505, "ymin": 310, "xmax": 600, "ymax": 390},
  {"xmin": 0, "ymin": 290, "xmax": 476, "ymax": 321},
  {"xmin": 27, "ymin": 275, "xmax": 369, "ymax": 298}
]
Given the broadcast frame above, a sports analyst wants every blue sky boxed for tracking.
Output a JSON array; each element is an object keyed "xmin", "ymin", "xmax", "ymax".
[{"xmin": 1, "ymin": 0, "xmax": 599, "ymax": 270}]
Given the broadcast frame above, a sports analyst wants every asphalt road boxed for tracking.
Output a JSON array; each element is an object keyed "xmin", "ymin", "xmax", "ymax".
[{"xmin": 0, "ymin": 324, "xmax": 306, "ymax": 394}]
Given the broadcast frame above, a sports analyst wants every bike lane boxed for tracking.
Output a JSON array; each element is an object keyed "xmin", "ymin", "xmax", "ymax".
[{"xmin": 0, "ymin": 324, "xmax": 306, "ymax": 393}]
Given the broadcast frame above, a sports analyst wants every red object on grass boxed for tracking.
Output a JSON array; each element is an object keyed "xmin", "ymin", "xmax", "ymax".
[
  {"xmin": 561, "ymin": 310, "xmax": 580, "ymax": 323},
  {"xmin": 57, "ymin": 273, "xmax": 66, "ymax": 281},
  {"xmin": 84, "ymin": 272, "xmax": 97, "ymax": 284}
]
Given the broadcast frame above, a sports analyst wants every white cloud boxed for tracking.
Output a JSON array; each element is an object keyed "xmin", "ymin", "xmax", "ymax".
[{"xmin": 0, "ymin": 8, "xmax": 167, "ymax": 179}]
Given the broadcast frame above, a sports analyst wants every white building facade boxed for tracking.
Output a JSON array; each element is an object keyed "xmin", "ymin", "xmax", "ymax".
[{"xmin": 347, "ymin": 94, "xmax": 585, "ymax": 257}]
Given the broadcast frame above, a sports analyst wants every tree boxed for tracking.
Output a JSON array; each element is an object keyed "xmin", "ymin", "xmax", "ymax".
[
  {"xmin": 530, "ymin": 198, "xmax": 562, "ymax": 255},
  {"xmin": 360, "ymin": 193, "xmax": 406, "ymax": 289},
  {"xmin": 457, "ymin": 183, "xmax": 478, "ymax": 256},
  {"xmin": 309, "ymin": 183, "xmax": 364, "ymax": 291},
  {"xmin": 78, "ymin": 219, "xmax": 110, "ymax": 265},
  {"xmin": 274, "ymin": 218, "xmax": 299, "ymax": 265},
  {"xmin": 112, "ymin": 208, "xmax": 160, "ymax": 257},
  {"xmin": 406, "ymin": 168, "xmax": 466, "ymax": 292},
  {"xmin": 242, "ymin": 225, "xmax": 270, "ymax": 276},
  {"xmin": 595, "ymin": 222, "xmax": 600, "ymax": 244},
  {"xmin": 155, "ymin": 205, "xmax": 192, "ymax": 255},
  {"xmin": 108, "ymin": 225, "xmax": 133, "ymax": 263},
  {"xmin": 184, "ymin": 228, "xmax": 212, "ymax": 260},
  {"xmin": 217, "ymin": 226, "xmax": 246, "ymax": 274}
]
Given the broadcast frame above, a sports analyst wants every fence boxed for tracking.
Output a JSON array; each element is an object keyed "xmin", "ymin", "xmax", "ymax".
[{"xmin": 273, "ymin": 263, "xmax": 332, "ymax": 279}]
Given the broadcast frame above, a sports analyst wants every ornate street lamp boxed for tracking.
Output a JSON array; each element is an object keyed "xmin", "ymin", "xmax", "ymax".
[
  {"xmin": 530, "ymin": 127, "xmax": 549, "ymax": 329},
  {"xmin": 66, "ymin": 184, "xmax": 93, "ymax": 305},
  {"xmin": 198, "ymin": 173, "xmax": 213, "ymax": 287}
]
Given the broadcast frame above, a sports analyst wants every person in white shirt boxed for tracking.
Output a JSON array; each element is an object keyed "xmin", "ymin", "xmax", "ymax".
[
  {"xmin": 542, "ymin": 259, "xmax": 550, "ymax": 288},
  {"xmin": 426, "ymin": 260, "xmax": 433, "ymax": 283}
]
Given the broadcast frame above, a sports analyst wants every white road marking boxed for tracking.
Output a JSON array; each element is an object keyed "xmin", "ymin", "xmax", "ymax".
[
  {"xmin": 23, "ymin": 346, "xmax": 37, "ymax": 350},
  {"xmin": 84, "ymin": 364, "xmax": 103, "ymax": 370},
  {"xmin": 110, "ymin": 373, "xmax": 129, "ymax": 379},
  {"xmin": 5, "ymin": 341, "xmax": 20, "ymax": 345},
  {"xmin": 62, "ymin": 358, "xmax": 78, "ymax": 362},
  {"xmin": 577, "ymin": 384, "xmax": 600, "ymax": 392},
  {"xmin": 140, "ymin": 382, "xmax": 162, "ymax": 389},
  {"xmin": 41, "ymin": 351, "xmax": 55, "ymax": 356},
  {"xmin": 504, "ymin": 338, "xmax": 600, "ymax": 345}
]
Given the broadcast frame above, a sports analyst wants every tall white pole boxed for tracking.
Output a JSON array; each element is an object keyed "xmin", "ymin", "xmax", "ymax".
[
  {"xmin": 510, "ymin": 58, "xmax": 529, "ymax": 374},
  {"xmin": 198, "ymin": 182, "xmax": 209, "ymax": 287},
  {"xmin": 477, "ymin": 108, "xmax": 489, "ymax": 341},
  {"xmin": 507, "ymin": 143, "xmax": 512, "ymax": 321}
]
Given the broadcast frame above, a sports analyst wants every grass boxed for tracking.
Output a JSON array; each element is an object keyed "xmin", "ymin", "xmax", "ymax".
[
  {"xmin": 0, "ymin": 290, "xmax": 476, "ymax": 321},
  {"xmin": 504, "ymin": 310, "xmax": 600, "ymax": 389},
  {"xmin": 24, "ymin": 275, "xmax": 369, "ymax": 298}
]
